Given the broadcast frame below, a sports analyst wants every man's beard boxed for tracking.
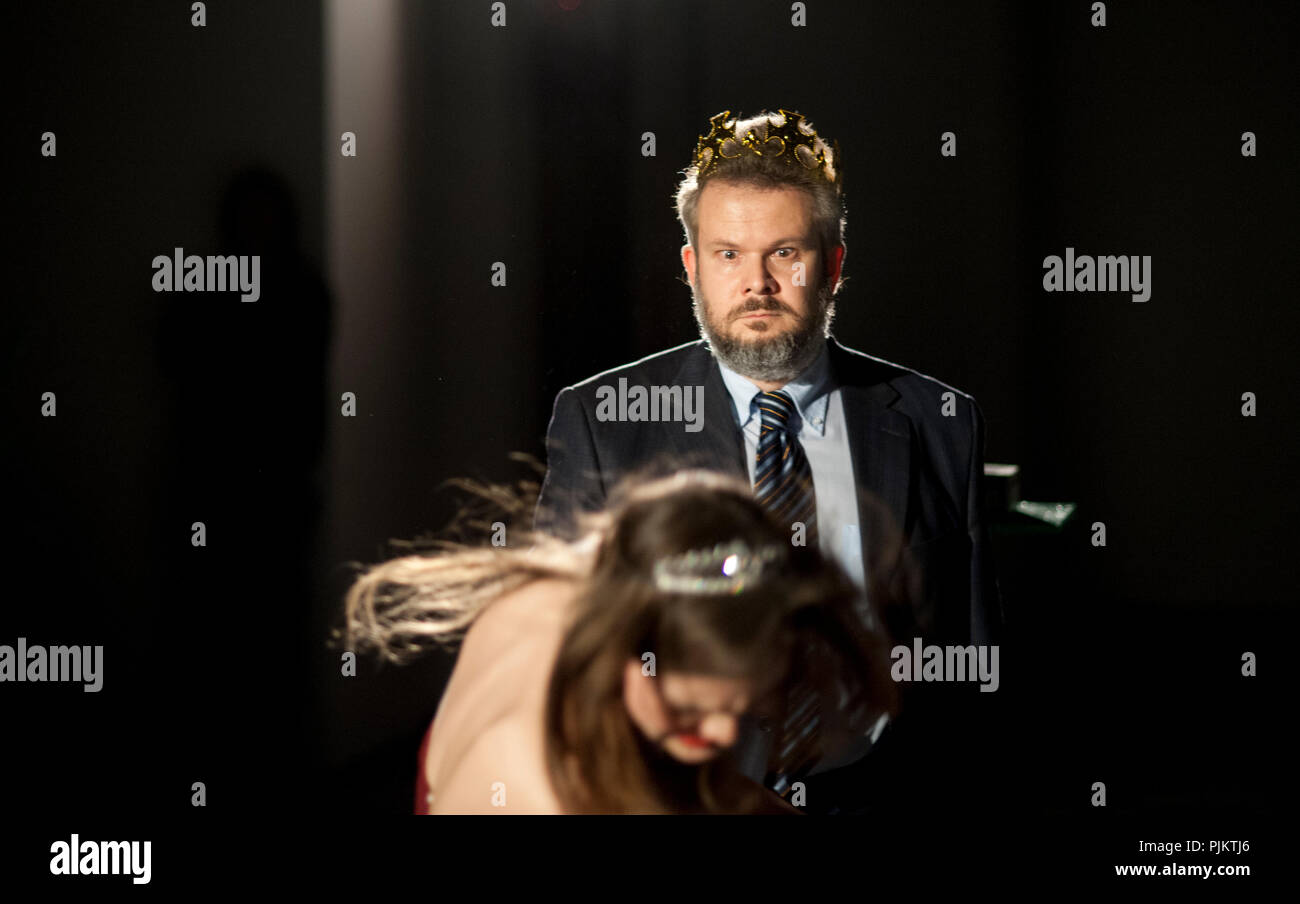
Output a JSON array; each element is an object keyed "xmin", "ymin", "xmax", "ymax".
[{"xmin": 691, "ymin": 274, "xmax": 836, "ymax": 384}]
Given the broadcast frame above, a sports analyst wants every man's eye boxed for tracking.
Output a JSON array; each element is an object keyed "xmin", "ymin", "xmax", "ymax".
[
  {"xmin": 720, "ymin": 251, "xmax": 737, "ymax": 261},
  {"xmin": 774, "ymin": 248, "xmax": 794, "ymax": 258}
]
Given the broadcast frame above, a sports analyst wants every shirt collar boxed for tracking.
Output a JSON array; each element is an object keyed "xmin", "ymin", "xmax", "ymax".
[{"xmin": 715, "ymin": 340, "xmax": 833, "ymax": 435}]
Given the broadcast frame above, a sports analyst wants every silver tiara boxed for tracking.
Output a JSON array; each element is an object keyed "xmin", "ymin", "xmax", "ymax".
[{"xmin": 652, "ymin": 541, "xmax": 789, "ymax": 594}]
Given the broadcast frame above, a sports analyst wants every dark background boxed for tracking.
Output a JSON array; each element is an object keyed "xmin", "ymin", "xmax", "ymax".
[{"xmin": 4, "ymin": 0, "xmax": 1294, "ymax": 862}]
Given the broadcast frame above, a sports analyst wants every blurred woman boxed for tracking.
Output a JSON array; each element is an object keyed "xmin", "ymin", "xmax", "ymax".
[{"xmin": 343, "ymin": 470, "xmax": 897, "ymax": 814}]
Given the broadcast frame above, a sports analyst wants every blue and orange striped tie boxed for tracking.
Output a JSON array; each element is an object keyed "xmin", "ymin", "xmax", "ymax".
[{"xmin": 752, "ymin": 390, "xmax": 823, "ymax": 793}]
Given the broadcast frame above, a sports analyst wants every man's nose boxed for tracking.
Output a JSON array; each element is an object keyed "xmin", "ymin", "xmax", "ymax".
[
  {"xmin": 742, "ymin": 258, "xmax": 778, "ymax": 295},
  {"xmin": 698, "ymin": 712, "xmax": 739, "ymax": 748}
]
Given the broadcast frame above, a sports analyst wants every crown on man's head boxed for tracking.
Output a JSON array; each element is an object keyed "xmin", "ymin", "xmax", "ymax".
[{"xmin": 692, "ymin": 108, "xmax": 841, "ymax": 189}]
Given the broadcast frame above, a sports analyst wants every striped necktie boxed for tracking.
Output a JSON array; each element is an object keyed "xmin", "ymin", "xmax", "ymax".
[
  {"xmin": 752, "ymin": 390, "xmax": 818, "ymax": 545},
  {"xmin": 751, "ymin": 390, "xmax": 823, "ymax": 794}
]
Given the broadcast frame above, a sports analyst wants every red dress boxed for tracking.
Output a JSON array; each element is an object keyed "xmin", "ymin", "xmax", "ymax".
[{"xmin": 414, "ymin": 719, "xmax": 436, "ymax": 815}]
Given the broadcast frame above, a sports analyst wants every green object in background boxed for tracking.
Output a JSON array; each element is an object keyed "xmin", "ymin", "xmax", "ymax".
[
  {"xmin": 983, "ymin": 463, "xmax": 1077, "ymax": 533},
  {"xmin": 1012, "ymin": 501, "xmax": 1076, "ymax": 528}
]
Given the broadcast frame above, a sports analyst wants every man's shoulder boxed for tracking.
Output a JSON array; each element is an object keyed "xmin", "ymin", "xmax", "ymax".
[
  {"xmin": 830, "ymin": 338, "xmax": 979, "ymax": 408},
  {"xmin": 561, "ymin": 340, "xmax": 710, "ymax": 397}
]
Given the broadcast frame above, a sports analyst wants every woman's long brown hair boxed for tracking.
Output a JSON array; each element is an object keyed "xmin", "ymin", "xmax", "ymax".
[{"xmin": 542, "ymin": 470, "xmax": 898, "ymax": 813}]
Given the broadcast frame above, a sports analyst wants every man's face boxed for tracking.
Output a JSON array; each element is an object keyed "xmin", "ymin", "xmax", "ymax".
[{"xmin": 683, "ymin": 181, "xmax": 842, "ymax": 385}]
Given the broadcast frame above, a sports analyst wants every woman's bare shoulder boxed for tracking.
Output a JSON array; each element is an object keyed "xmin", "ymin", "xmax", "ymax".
[
  {"xmin": 428, "ymin": 712, "xmax": 564, "ymax": 814},
  {"xmin": 424, "ymin": 576, "xmax": 576, "ymax": 804},
  {"xmin": 467, "ymin": 576, "xmax": 576, "ymax": 647},
  {"xmin": 440, "ymin": 575, "xmax": 575, "ymax": 723}
]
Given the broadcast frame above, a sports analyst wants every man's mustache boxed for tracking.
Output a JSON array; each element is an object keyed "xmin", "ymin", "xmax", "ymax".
[{"xmin": 730, "ymin": 297, "xmax": 795, "ymax": 320}]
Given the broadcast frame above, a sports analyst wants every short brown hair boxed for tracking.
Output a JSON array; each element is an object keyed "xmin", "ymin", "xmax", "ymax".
[{"xmin": 674, "ymin": 110, "xmax": 847, "ymax": 295}]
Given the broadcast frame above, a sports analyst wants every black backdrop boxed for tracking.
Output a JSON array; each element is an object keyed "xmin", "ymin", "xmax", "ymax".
[{"xmin": 5, "ymin": 0, "xmax": 1295, "ymax": 880}]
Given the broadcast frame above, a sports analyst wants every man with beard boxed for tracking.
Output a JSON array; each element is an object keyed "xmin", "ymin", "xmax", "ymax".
[{"xmin": 535, "ymin": 109, "xmax": 1002, "ymax": 813}]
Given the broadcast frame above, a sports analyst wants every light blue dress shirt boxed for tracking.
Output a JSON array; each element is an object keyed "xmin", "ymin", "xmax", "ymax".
[
  {"xmin": 714, "ymin": 342, "xmax": 866, "ymax": 591},
  {"xmin": 716, "ymin": 342, "xmax": 890, "ymax": 771}
]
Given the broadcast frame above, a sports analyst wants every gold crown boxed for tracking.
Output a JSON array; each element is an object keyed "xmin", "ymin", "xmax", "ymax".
[{"xmin": 692, "ymin": 108, "xmax": 841, "ymax": 188}]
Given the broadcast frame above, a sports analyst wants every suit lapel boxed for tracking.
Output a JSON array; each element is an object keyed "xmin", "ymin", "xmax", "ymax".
[
  {"xmin": 829, "ymin": 339, "xmax": 913, "ymax": 551},
  {"xmin": 661, "ymin": 343, "xmax": 748, "ymax": 481}
]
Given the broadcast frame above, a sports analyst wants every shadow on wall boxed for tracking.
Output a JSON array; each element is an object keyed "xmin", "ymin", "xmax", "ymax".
[{"xmin": 155, "ymin": 164, "xmax": 333, "ymax": 809}]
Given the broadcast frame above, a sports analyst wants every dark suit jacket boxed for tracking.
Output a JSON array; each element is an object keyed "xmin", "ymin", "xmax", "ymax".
[{"xmin": 535, "ymin": 336, "xmax": 1002, "ymax": 649}]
